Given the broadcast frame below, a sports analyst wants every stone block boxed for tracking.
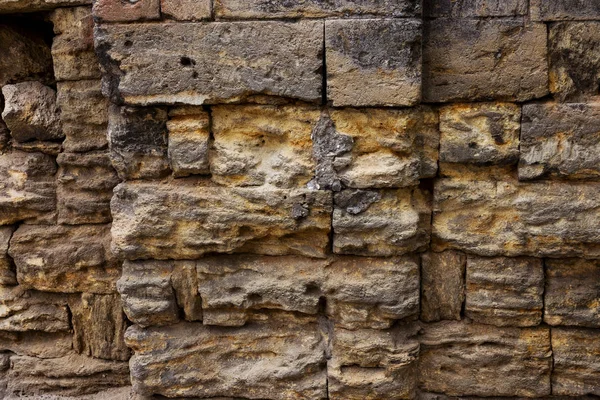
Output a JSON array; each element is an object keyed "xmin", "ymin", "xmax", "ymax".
[
  {"xmin": 421, "ymin": 250, "xmax": 466, "ymax": 322},
  {"xmin": 0, "ymin": 227, "xmax": 15, "ymax": 285},
  {"xmin": 0, "ymin": 287, "xmax": 70, "ymax": 333},
  {"xmin": 168, "ymin": 106, "xmax": 210, "ymax": 177},
  {"xmin": 93, "ymin": 0, "xmax": 160, "ymax": 22},
  {"xmin": 0, "ymin": 24, "xmax": 53, "ymax": 86},
  {"xmin": 552, "ymin": 328, "xmax": 600, "ymax": 396},
  {"xmin": 326, "ymin": 18, "xmax": 421, "ymax": 107},
  {"xmin": 0, "ymin": 331, "xmax": 72, "ymax": 359},
  {"xmin": 423, "ymin": 0, "xmax": 527, "ymax": 17},
  {"xmin": 531, "ymin": 0, "xmax": 600, "ymax": 21},
  {"xmin": 0, "ymin": 0, "xmax": 88, "ymax": 13},
  {"xmin": 162, "ymin": 0, "xmax": 211, "ymax": 20}
]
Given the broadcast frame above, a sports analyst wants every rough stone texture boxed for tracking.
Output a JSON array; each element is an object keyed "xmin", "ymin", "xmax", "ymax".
[
  {"xmin": 162, "ymin": 0, "xmax": 211, "ymax": 20},
  {"xmin": 439, "ymin": 103, "xmax": 521, "ymax": 165},
  {"xmin": 93, "ymin": 0, "xmax": 160, "ymax": 22},
  {"xmin": 549, "ymin": 22, "xmax": 600, "ymax": 102},
  {"xmin": 0, "ymin": 24, "xmax": 53, "ymax": 85},
  {"xmin": 215, "ymin": 0, "xmax": 421, "ymax": 19},
  {"xmin": 423, "ymin": 18, "xmax": 548, "ymax": 103},
  {"xmin": 56, "ymin": 152, "xmax": 119, "ymax": 224},
  {"xmin": 125, "ymin": 317, "xmax": 327, "ymax": 398},
  {"xmin": 0, "ymin": 150, "xmax": 56, "ymax": 225},
  {"xmin": 333, "ymin": 188, "xmax": 431, "ymax": 256},
  {"xmin": 0, "ymin": 331, "xmax": 72, "ymax": 359},
  {"xmin": 168, "ymin": 106, "xmax": 210, "ymax": 177},
  {"xmin": 197, "ymin": 254, "xmax": 419, "ymax": 329},
  {"xmin": 108, "ymin": 105, "xmax": 169, "ymax": 180},
  {"xmin": 465, "ymin": 256, "xmax": 544, "ymax": 327},
  {"xmin": 111, "ymin": 181, "xmax": 332, "ymax": 259},
  {"xmin": 1, "ymin": 82, "xmax": 62, "ymax": 143},
  {"xmin": 423, "ymin": 0, "xmax": 527, "ymax": 17},
  {"xmin": 552, "ymin": 328, "xmax": 600, "ymax": 396},
  {"xmin": 531, "ymin": 0, "xmax": 600, "ymax": 21},
  {"xmin": 0, "ymin": 227, "xmax": 15, "ymax": 285},
  {"xmin": 211, "ymin": 105, "xmax": 318, "ymax": 187},
  {"xmin": 432, "ymin": 175, "xmax": 600, "ymax": 258},
  {"xmin": 419, "ymin": 321, "xmax": 552, "ymax": 397},
  {"xmin": 0, "ymin": 0, "xmax": 88, "ymax": 13},
  {"xmin": 57, "ymin": 80, "xmax": 109, "ymax": 153},
  {"xmin": 9, "ymin": 224, "xmax": 120, "ymax": 294},
  {"xmin": 326, "ymin": 19, "xmax": 422, "ymax": 107},
  {"xmin": 70, "ymin": 293, "xmax": 130, "ymax": 361},
  {"xmin": 171, "ymin": 261, "xmax": 203, "ymax": 322},
  {"xmin": 0, "ymin": 287, "xmax": 70, "ymax": 333},
  {"xmin": 520, "ymin": 103, "xmax": 600, "ymax": 181},
  {"xmin": 329, "ymin": 325, "xmax": 419, "ymax": 400},
  {"xmin": 421, "ymin": 251, "xmax": 466, "ymax": 322},
  {"xmin": 545, "ymin": 259, "xmax": 600, "ymax": 328},
  {"xmin": 95, "ymin": 21, "xmax": 323, "ymax": 105}
]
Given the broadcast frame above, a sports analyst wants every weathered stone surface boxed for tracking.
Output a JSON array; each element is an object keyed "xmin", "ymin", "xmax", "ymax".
[
  {"xmin": 2, "ymin": 82, "xmax": 62, "ymax": 143},
  {"xmin": 419, "ymin": 321, "xmax": 552, "ymax": 397},
  {"xmin": 95, "ymin": 21, "xmax": 323, "ymax": 105},
  {"xmin": 552, "ymin": 328, "xmax": 600, "ymax": 396},
  {"xmin": 197, "ymin": 255, "xmax": 419, "ymax": 329},
  {"xmin": 162, "ymin": 0, "xmax": 211, "ymax": 20},
  {"xmin": 215, "ymin": 0, "xmax": 420, "ymax": 19},
  {"xmin": 326, "ymin": 19, "xmax": 421, "ymax": 107},
  {"xmin": 0, "ymin": 227, "xmax": 15, "ymax": 285},
  {"xmin": 439, "ymin": 103, "xmax": 520, "ymax": 165},
  {"xmin": 108, "ymin": 105, "xmax": 169, "ymax": 180},
  {"xmin": 125, "ymin": 317, "xmax": 327, "ymax": 398},
  {"xmin": 70, "ymin": 293, "xmax": 130, "ymax": 361},
  {"xmin": 549, "ymin": 22, "xmax": 600, "ymax": 102},
  {"xmin": 50, "ymin": 7, "xmax": 101, "ymax": 81},
  {"xmin": 112, "ymin": 181, "xmax": 332, "ymax": 259},
  {"xmin": 531, "ymin": 0, "xmax": 600, "ymax": 21},
  {"xmin": 57, "ymin": 152, "xmax": 119, "ymax": 224},
  {"xmin": 0, "ymin": 24, "xmax": 53, "ymax": 85},
  {"xmin": 171, "ymin": 261, "xmax": 203, "ymax": 322},
  {"xmin": 545, "ymin": 259, "xmax": 600, "ymax": 328},
  {"xmin": 0, "ymin": 287, "xmax": 69, "ymax": 333},
  {"xmin": 423, "ymin": 19, "xmax": 548, "ymax": 103},
  {"xmin": 432, "ymin": 175, "xmax": 600, "ymax": 258},
  {"xmin": 93, "ymin": 0, "xmax": 160, "ymax": 22},
  {"xmin": 0, "ymin": 331, "xmax": 72, "ymax": 358},
  {"xmin": 211, "ymin": 105, "xmax": 318, "ymax": 187},
  {"xmin": 168, "ymin": 107, "xmax": 210, "ymax": 177},
  {"xmin": 421, "ymin": 251, "xmax": 465, "ymax": 322},
  {"xmin": 520, "ymin": 103, "xmax": 600, "ymax": 181},
  {"xmin": 423, "ymin": 0, "xmax": 527, "ymax": 17},
  {"xmin": 9, "ymin": 224, "xmax": 120, "ymax": 294},
  {"xmin": 329, "ymin": 325, "xmax": 419, "ymax": 400},
  {"xmin": 6, "ymin": 353, "xmax": 130, "ymax": 397},
  {"xmin": 0, "ymin": 150, "xmax": 56, "ymax": 225},
  {"xmin": 465, "ymin": 256, "xmax": 544, "ymax": 327},
  {"xmin": 57, "ymin": 80, "xmax": 109, "ymax": 153},
  {"xmin": 10, "ymin": 140, "xmax": 62, "ymax": 156},
  {"xmin": 333, "ymin": 188, "xmax": 431, "ymax": 256},
  {"xmin": 0, "ymin": 0, "xmax": 88, "ymax": 13}
]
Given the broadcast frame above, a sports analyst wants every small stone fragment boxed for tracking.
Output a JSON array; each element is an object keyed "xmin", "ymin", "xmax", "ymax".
[
  {"xmin": 171, "ymin": 261, "xmax": 203, "ymax": 322},
  {"xmin": 531, "ymin": 0, "xmax": 600, "ymax": 21},
  {"xmin": 0, "ymin": 24, "xmax": 53, "ymax": 86},
  {"xmin": 423, "ymin": 0, "xmax": 527, "ymax": 17},
  {"xmin": 168, "ymin": 106, "xmax": 210, "ymax": 177},
  {"xmin": 0, "ymin": 287, "xmax": 70, "ymax": 333},
  {"xmin": 421, "ymin": 250, "xmax": 466, "ymax": 322},
  {"xmin": 162, "ymin": 0, "xmax": 211, "ymax": 20},
  {"xmin": 0, "ymin": 227, "xmax": 15, "ymax": 285},
  {"xmin": 552, "ymin": 328, "xmax": 600, "ymax": 396},
  {"xmin": 93, "ymin": 0, "xmax": 160, "ymax": 22}
]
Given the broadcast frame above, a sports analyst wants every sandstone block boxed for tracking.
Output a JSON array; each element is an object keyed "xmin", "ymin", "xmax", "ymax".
[
  {"xmin": 329, "ymin": 325, "xmax": 419, "ymax": 400},
  {"xmin": 0, "ymin": 227, "xmax": 15, "ymax": 285},
  {"xmin": 125, "ymin": 318, "xmax": 327, "ymax": 398},
  {"xmin": 0, "ymin": 150, "xmax": 56, "ymax": 225},
  {"xmin": 423, "ymin": 18, "xmax": 548, "ymax": 103},
  {"xmin": 326, "ymin": 19, "xmax": 421, "ymax": 107},
  {"xmin": 211, "ymin": 105, "xmax": 318, "ymax": 187},
  {"xmin": 333, "ymin": 188, "xmax": 431, "ymax": 256},
  {"xmin": 215, "ymin": 0, "xmax": 421, "ymax": 19},
  {"xmin": 57, "ymin": 80, "xmax": 109, "ymax": 153},
  {"xmin": 439, "ymin": 103, "xmax": 520, "ymax": 165},
  {"xmin": 10, "ymin": 141, "xmax": 61, "ymax": 156},
  {"xmin": 9, "ymin": 224, "xmax": 120, "ymax": 294},
  {"xmin": 93, "ymin": 0, "xmax": 160, "ymax": 22},
  {"xmin": 545, "ymin": 259, "xmax": 600, "ymax": 328},
  {"xmin": 111, "ymin": 181, "xmax": 332, "ymax": 259},
  {"xmin": 520, "ymin": 103, "xmax": 600, "ymax": 180},
  {"xmin": 0, "ymin": 287, "xmax": 70, "ymax": 333},
  {"xmin": 419, "ymin": 321, "xmax": 551, "ymax": 397},
  {"xmin": 465, "ymin": 256, "xmax": 544, "ymax": 327},
  {"xmin": 0, "ymin": 24, "xmax": 53, "ymax": 85},
  {"xmin": 0, "ymin": 0, "xmax": 88, "ymax": 13},
  {"xmin": 531, "ymin": 0, "xmax": 600, "ymax": 21},
  {"xmin": 552, "ymin": 328, "xmax": 600, "ymax": 396},
  {"xmin": 421, "ymin": 251, "xmax": 466, "ymax": 322},
  {"xmin": 168, "ymin": 106, "xmax": 210, "ymax": 177},
  {"xmin": 108, "ymin": 105, "xmax": 169, "ymax": 180},
  {"xmin": 2, "ymin": 82, "xmax": 62, "ymax": 143},
  {"xmin": 423, "ymin": 0, "xmax": 527, "ymax": 17},
  {"xmin": 162, "ymin": 0, "xmax": 211, "ymax": 20},
  {"xmin": 0, "ymin": 331, "xmax": 72, "ymax": 359},
  {"xmin": 171, "ymin": 261, "xmax": 203, "ymax": 322},
  {"xmin": 95, "ymin": 21, "xmax": 323, "ymax": 105},
  {"xmin": 57, "ymin": 152, "xmax": 120, "ymax": 224}
]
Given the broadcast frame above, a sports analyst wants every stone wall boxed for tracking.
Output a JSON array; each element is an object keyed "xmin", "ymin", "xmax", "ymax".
[{"xmin": 0, "ymin": 0, "xmax": 599, "ymax": 398}]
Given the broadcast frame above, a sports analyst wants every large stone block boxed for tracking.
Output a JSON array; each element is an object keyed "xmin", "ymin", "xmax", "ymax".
[
  {"xmin": 545, "ymin": 259, "xmax": 600, "ymax": 328},
  {"xmin": 423, "ymin": 18, "xmax": 548, "ymax": 103},
  {"xmin": 0, "ymin": 287, "xmax": 70, "ymax": 333},
  {"xmin": 168, "ymin": 106, "xmax": 210, "ymax": 177},
  {"xmin": 95, "ymin": 21, "xmax": 323, "ymax": 105},
  {"xmin": 9, "ymin": 224, "xmax": 120, "ymax": 294},
  {"xmin": 0, "ymin": 24, "xmax": 53, "ymax": 85},
  {"xmin": 0, "ymin": 150, "xmax": 56, "ymax": 225},
  {"xmin": 419, "ymin": 321, "xmax": 551, "ymax": 397},
  {"xmin": 333, "ymin": 188, "xmax": 431, "ymax": 256},
  {"xmin": 552, "ymin": 328, "xmax": 600, "ymax": 396},
  {"xmin": 520, "ymin": 103, "xmax": 600, "ymax": 180},
  {"xmin": 326, "ymin": 19, "xmax": 421, "ymax": 107},
  {"xmin": 211, "ymin": 105, "xmax": 319, "ymax": 187},
  {"xmin": 432, "ymin": 175, "xmax": 600, "ymax": 258},
  {"xmin": 215, "ymin": 0, "xmax": 420, "ymax": 19},
  {"xmin": 93, "ymin": 0, "xmax": 160, "ymax": 22},
  {"xmin": 125, "ymin": 317, "xmax": 327, "ymax": 398},
  {"xmin": 465, "ymin": 256, "xmax": 544, "ymax": 327},
  {"xmin": 423, "ymin": 0, "xmax": 527, "ymax": 17},
  {"xmin": 421, "ymin": 251, "xmax": 465, "ymax": 322},
  {"xmin": 0, "ymin": 227, "xmax": 15, "ymax": 285},
  {"xmin": 531, "ymin": 0, "xmax": 600, "ymax": 21},
  {"xmin": 111, "ymin": 181, "xmax": 332, "ymax": 259}
]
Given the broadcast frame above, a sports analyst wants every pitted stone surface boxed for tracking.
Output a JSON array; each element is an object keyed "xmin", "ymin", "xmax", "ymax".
[
  {"xmin": 168, "ymin": 106, "xmax": 211, "ymax": 177},
  {"xmin": 423, "ymin": 0, "xmax": 527, "ymax": 17},
  {"xmin": 552, "ymin": 328, "xmax": 600, "ymax": 396},
  {"xmin": 531, "ymin": 0, "xmax": 600, "ymax": 21}
]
